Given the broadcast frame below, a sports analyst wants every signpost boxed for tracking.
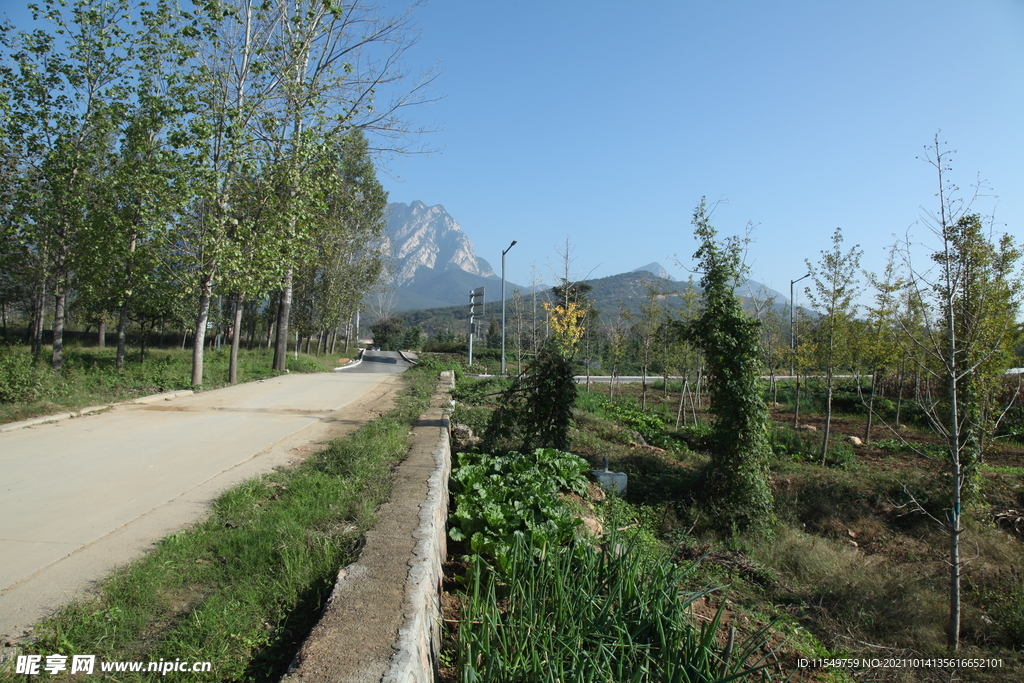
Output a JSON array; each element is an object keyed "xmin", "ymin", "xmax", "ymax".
[{"xmin": 468, "ymin": 287, "xmax": 484, "ymax": 366}]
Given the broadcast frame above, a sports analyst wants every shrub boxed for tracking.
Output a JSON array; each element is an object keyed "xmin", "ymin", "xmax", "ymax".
[
  {"xmin": 483, "ymin": 344, "xmax": 577, "ymax": 452},
  {"xmin": 0, "ymin": 346, "xmax": 43, "ymax": 403}
]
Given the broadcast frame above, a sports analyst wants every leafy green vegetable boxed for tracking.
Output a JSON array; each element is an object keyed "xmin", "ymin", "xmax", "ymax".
[{"xmin": 449, "ymin": 448, "xmax": 590, "ymax": 558}]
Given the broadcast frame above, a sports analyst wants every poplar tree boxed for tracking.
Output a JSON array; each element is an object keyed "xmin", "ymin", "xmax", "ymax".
[{"xmin": 1, "ymin": 0, "xmax": 137, "ymax": 370}]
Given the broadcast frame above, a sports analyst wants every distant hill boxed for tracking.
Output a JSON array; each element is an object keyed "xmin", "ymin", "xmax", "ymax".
[{"xmin": 394, "ymin": 269, "xmax": 790, "ymax": 336}]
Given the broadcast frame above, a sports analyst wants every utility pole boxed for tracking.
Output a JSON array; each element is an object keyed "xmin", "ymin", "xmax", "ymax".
[
  {"xmin": 790, "ymin": 273, "xmax": 811, "ymax": 376},
  {"xmin": 500, "ymin": 240, "xmax": 517, "ymax": 375}
]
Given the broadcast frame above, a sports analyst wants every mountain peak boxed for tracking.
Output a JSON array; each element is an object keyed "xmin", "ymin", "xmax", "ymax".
[
  {"xmin": 384, "ymin": 201, "xmax": 496, "ymax": 289},
  {"xmin": 631, "ymin": 262, "xmax": 673, "ymax": 280}
]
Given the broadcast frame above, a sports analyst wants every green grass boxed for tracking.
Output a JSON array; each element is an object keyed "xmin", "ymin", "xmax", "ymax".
[
  {"xmin": 4, "ymin": 365, "xmax": 440, "ymax": 682},
  {"xmin": 982, "ymin": 464, "xmax": 1024, "ymax": 476},
  {"xmin": 457, "ymin": 530, "xmax": 780, "ymax": 683},
  {"xmin": 0, "ymin": 345, "xmax": 335, "ymax": 425}
]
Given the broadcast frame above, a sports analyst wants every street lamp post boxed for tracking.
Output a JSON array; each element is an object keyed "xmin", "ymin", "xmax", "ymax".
[
  {"xmin": 790, "ymin": 273, "xmax": 811, "ymax": 376},
  {"xmin": 501, "ymin": 240, "xmax": 517, "ymax": 375}
]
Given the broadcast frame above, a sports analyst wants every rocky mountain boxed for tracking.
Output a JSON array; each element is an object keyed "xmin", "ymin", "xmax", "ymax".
[
  {"xmin": 631, "ymin": 262, "xmax": 674, "ymax": 280},
  {"xmin": 381, "ymin": 201, "xmax": 515, "ymax": 310},
  {"xmin": 378, "ymin": 201, "xmax": 790, "ymax": 314}
]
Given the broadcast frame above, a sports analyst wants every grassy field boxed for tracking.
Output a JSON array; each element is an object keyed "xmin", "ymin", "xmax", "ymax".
[
  {"xmin": 444, "ymin": 373, "xmax": 1024, "ymax": 683},
  {"xmin": 1, "ymin": 364, "xmax": 438, "ymax": 683},
  {"xmin": 0, "ymin": 344, "xmax": 343, "ymax": 425}
]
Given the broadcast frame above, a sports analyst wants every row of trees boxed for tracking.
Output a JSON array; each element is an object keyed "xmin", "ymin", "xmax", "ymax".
[{"xmin": 0, "ymin": 0, "xmax": 428, "ymax": 384}]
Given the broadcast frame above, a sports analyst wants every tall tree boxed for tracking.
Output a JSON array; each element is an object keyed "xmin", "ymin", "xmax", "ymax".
[
  {"xmin": 1, "ymin": 0, "xmax": 137, "ymax": 370},
  {"xmin": 685, "ymin": 199, "xmax": 774, "ymax": 534},
  {"xmin": 896, "ymin": 137, "xmax": 1022, "ymax": 651},
  {"xmin": 805, "ymin": 227, "xmax": 862, "ymax": 461},
  {"xmin": 263, "ymin": 0, "xmax": 434, "ymax": 372}
]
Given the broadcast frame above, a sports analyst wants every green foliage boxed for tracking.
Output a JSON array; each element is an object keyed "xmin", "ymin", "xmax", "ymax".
[
  {"xmin": 769, "ymin": 425, "xmax": 820, "ymax": 461},
  {"xmin": 369, "ymin": 316, "xmax": 404, "ymax": 351},
  {"xmin": 450, "ymin": 404, "xmax": 491, "ymax": 436},
  {"xmin": 451, "ymin": 375, "xmax": 511, "ymax": 405},
  {"xmin": 285, "ymin": 355, "xmax": 330, "ymax": 373},
  {"xmin": 483, "ymin": 343, "xmax": 577, "ymax": 452},
  {"xmin": 413, "ymin": 353, "xmax": 465, "ymax": 379},
  {"xmin": 674, "ymin": 422, "xmax": 715, "ymax": 452},
  {"xmin": 457, "ymin": 530, "xmax": 776, "ymax": 683},
  {"xmin": 398, "ymin": 325, "xmax": 423, "ymax": 350},
  {"xmin": 0, "ymin": 346, "xmax": 44, "ymax": 403},
  {"xmin": 448, "ymin": 448, "xmax": 590, "ymax": 559},
  {"xmin": 684, "ymin": 199, "xmax": 775, "ymax": 534},
  {"xmin": 600, "ymin": 400, "xmax": 675, "ymax": 449},
  {"xmin": 1001, "ymin": 578, "xmax": 1024, "ymax": 650},
  {"xmin": 574, "ymin": 389, "xmax": 607, "ymax": 414},
  {"xmin": 804, "ymin": 227, "xmax": 863, "ymax": 460}
]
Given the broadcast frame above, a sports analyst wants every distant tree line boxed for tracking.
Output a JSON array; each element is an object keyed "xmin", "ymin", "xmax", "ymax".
[{"xmin": 0, "ymin": 0, "xmax": 433, "ymax": 383}]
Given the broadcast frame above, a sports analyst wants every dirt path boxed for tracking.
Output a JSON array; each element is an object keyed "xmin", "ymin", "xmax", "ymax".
[{"xmin": 0, "ymin": 373, "xmax": 405, "ymax": 643}]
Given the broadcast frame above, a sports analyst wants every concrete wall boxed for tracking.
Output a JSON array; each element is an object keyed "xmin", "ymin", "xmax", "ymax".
[
  {"xmin": 381, "ymin": 370, "xmax": 453, "ymax": 682},
  {"xmin": 283, "ymin": 371, "xmax": 454, "ymax": 683}
]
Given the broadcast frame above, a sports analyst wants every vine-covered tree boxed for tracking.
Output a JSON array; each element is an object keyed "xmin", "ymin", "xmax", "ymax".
[{"xmin": 685, "ymin": 199, "xmax": 774, "ymax": 534}]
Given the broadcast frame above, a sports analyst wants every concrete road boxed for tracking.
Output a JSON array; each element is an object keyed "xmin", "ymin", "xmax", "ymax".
[
  {"xmin": 0, "ymin": 356, "xmax": 409, "ymax": 640},
  {"xmin": 350, "ymin": 350, "xmax": 414, "ymax": 373}
]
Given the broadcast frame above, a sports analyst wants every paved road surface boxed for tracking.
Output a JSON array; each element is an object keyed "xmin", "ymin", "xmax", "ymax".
[{"xmin": 0, "ymin": 351, "xmax": 412, "ymax": 640}]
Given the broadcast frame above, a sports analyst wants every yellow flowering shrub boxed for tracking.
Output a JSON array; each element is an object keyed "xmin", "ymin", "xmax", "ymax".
[{"xmin": 542, "ymin": 300, "xmax": 587, "ymax": 355}]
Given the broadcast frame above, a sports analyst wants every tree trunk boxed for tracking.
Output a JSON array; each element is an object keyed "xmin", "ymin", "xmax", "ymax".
[
  {"xmin": 97, "ymin": 317, "xmax": 106, "ymax": 348},
  {"xmin": 273, "ymin": 268, "xmax": 294, "ymax": 372},
  {"xmin": 895, "ymin": 378, "xmax": 903, "ymax": 426},
  {"xmin": 864, "ymin": 371, "xmax": 877, "ymax": 443},
  {"xmin": 52, "ymin": 287, "xmax": 66, "ymax": 372},
  {"xmin": 116, "ymin": 301, "xmax": 130, "ymax": 371},
  {"xmin": 191, "ymin": 277, "xmax": 213, "ymax": 386},
  {"xmin": 229, "ymin": 293, "xmax": 244, "ymax": 385},
  {"xmin": 820, "ymin": 375, "xmax": 833, "ymax": 462},
  {"xmin": 31, "ymin": 279, "xmax": 47, "ymax": 360},
  {"xmin": 641, "ymin": 366, "xmax": 648, "ymax": 411}
]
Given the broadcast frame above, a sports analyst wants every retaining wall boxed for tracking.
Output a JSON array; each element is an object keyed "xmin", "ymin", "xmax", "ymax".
[{"xmin": 283, "ymin": 371, "xmax": 453, "ymax": 683}]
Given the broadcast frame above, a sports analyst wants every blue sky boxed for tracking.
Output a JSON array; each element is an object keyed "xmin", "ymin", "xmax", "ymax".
[
  {"xmin": 375, "ymin": 0, "xmax": 1024, "ymax": 304},
  {"xmin": 3, "ymin": 0, "xmax": 1021, "ymax": 307}
]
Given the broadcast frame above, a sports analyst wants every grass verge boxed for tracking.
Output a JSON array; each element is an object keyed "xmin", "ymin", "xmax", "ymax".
[
  {"xmin": 0, "ymin": 345, "xmax": 337, "ymax": 426},
  {"xmin": 3, "ymin": 365, "xmax": 440, "ymax": 682}
]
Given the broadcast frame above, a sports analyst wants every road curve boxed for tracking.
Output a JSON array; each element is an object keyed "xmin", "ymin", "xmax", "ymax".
[{"xmin": 0, "ymin": 366, "xmax": 406, "ymax": 641}]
